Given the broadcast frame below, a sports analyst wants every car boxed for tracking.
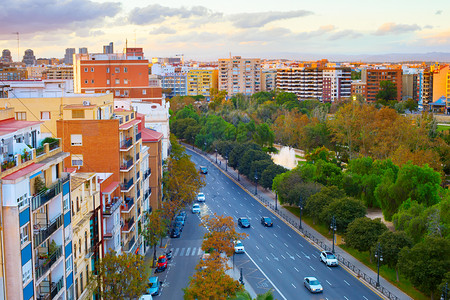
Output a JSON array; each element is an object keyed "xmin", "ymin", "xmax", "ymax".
[
  {"xmin": 173, "ymin": 219, "xmax": 184, "ymax": 230},
  {"xmin": 199, "ymin": 166, "xmax": 208, "ymax": 174},
  {"xmin": 192, "ymin": 203, "xmax": 201, "ymax": 214},
  {"xmin": 304, "ymin": 277, "xmax": 323, "ymax": 293},
  {"xmin": 170, "ymin": 226, "xmax": 181, "ymax": 238},
  {"xmin": 155, "ymin": 255, "xmax": 168, "ymax": 272},
  {"xmin": 261, "ymin": 217, "xmax": 273, "ymax": 227},
  {"xmin": 139, "ymin": 295, "xmax": 153, "ymax": 300},
  {"xmin": 320, "ymin": 251, "xmax": 339, "ymax": 267},
  {"xmin": 197, "ymin": 192, "xmax": 206, "ymax": 202},
  {"xmin": 238, "ymin": 217, "xmax": 250, "ymax": 228},
  {"xmin": 175, "ymin": 215, "xmax": 185, "ymax": 226},
  {"xmin": 177, "ymin": 211, "xmax": 187, "ymax": 219},
  {"xmin": 234, "ymin": 240, "xmax": 245, "ymax": 253},
  {"xmin": 147, "ymin": 276, "xmax": 162, "ymax": 296}
]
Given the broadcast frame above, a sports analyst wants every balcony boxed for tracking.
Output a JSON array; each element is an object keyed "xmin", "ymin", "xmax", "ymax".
[
  {"xmin": 144, "ymin": 187, "xmax": 152, "ymax": 201},
  {"xmin": 123, "ymin": 236, "xmax": 136, "ymax": 253},
  {"xmin": 35, "ymin": 246, "xmax": 63, "ymax": 279},
  {"xmin": 34, "ymin": 214, "xmax": 63, "ymax": 247},
  {"xmin": 36, "ymin": 276, "xmax": 64, "ymax": 300},
  {"xmin": 1, "ymin": 156, "xmax": 17, "ymax": 171},
  {"xmin": 135, "ymin": 132, "xmax": 141, "ymax": 142},
  {"xmin": 136, "ymin": 171, "xmax": 140, "ymax": 181},
  {"xmin": 122, "ymin": 217, "xmax": 135, "ymax": 233},
  {"xmin": 32, "ymin": 177, "xmax": 67, "ymax": 211},
  {"xmin": 120, "ymin": 138, "xmax": 133, "ymax": 150},
  {"xmin": 135, "ymin": 152, "xmax": 140, "ymax": 162},
  {"xmin": 121, "ymin": 197, "xmax": 135, "ymax": 212},
  {"xmin": 120, "ymin": 178, "xmax": 134, "ymax": 192},
  {"xmin": 120, "ymin": 158, "xmax": 133, "ymax": 171},
  {"xmin": 137, "ymin": 188, "xmax": 141, "ymax": 199},
  {"xmin": 103, "ymin": 197, "xmax": 123, "ymax": 216},
  {"xmin": 85, "ymin": 245, "xmax": 94, "ymax": 259}
]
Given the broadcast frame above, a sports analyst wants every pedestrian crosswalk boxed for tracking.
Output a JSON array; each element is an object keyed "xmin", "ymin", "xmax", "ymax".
[{"xmin": 172, "ymin": 247, "xmax": 203, "ymax": 257}]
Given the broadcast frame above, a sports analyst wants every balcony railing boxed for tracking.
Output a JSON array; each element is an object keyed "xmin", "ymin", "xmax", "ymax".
[
  {"xmin": 48, "ymin": 140, "xmax": 60, "ymax": 151},
  {"xmin": 135, "ymin": 152, "xmax": 140, "ymax": 161},
  {"xmin": 120, "ymin": 178, "xmax": 134, "ymax": 191},
  {"xmin": 144, "ymin": 188, "xmax": 152, "ymax": 201},
  {"xmin": 85, "ymin": 245, "xmax": 94, "ymax": 259},
  {"xmin": 120, "ymin": 158, "xmax": 133, "ymax": 170},
  {"xmin": 32, "ymin": 181, "xmax": 62, "ymax": 211},
  {"xmin": 51, "ymin": 276, "xmax": 64, "ymax": 299},
  {"xmin": 137, "ymin": 188, "xmax": 141, "ymax": 199},
  {"xmin": 35, "ymin": 246, "xmax": 63, "ymax": 279},
  {"xmin": 121, "ymin": 197, "xmax": 134, "ymax": 212},
  {"xmin": 122, "ymin": 217, "xmax": 135, "ymax": 232},
  {"xmin": 1, "ymin": 156, "xmax": 17, "ymax": 171},
  {"xmin": 135, "ymin": 132, "xmax": 141, "ymax": 142},
  {"xmin": 144, "ymin": 169, "xmax": 151, "ymax": 180},
  {"xmin": 120, "ymin": 138, "xmax": 133, "ymax": 149},
  {"xmin": 34, "ymin": 214, "xmax": 63, "ymax": 247},
  {"xmin": 136, "ymin": 171, "xmax": 140, "ymax": 180},
  {"xmin": 104, "ymin": 197, "xmax": 123, "ymax": 216},
  {"xmin": 123, "ymin": 236, "xmax": 136, "ymax": 252}
]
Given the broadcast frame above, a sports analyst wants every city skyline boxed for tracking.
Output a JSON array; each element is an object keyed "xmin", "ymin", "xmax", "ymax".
[{"xmin": 1, "ymin": 0, "xmax": 450, "ymax": 61}]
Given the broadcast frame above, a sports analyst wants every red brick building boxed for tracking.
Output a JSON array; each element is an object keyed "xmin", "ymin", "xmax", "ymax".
[{"xmin": 364, "ymin": 68, "xmax": 402, "ymax": 102}]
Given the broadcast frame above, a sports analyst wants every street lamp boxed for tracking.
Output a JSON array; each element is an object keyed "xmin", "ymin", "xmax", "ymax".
[
  {"xmin": 239, "ymin": 268, "xmax": 244, "ymax": 285},
  {"xmin": 374, "ymin": 243, "xmax": 383, "ymax": 288},
  {"xmin": 330, "ymin": 216, "xmax": 337, "ymax": 253},
  {"xmin": 225, "ymin": 154, "xmax": 228, "ymax": 171},
  {"xmin": 254, "ymin": 171, "xmax": 258, "ymax": 195},
  {"xmin": 441, "ymin": 282, "xmax": 448, "ymax": 300},
  {"xmin": 237, "ymin": 161, "xmax": 240, "ymax": 181},
  {"xmin": 215, "ymin": 148, "xmax": 218, "ymax": 163},
  {"xmin": 275, "ymin": 191, "xmax": 278, "ymax": 210},
  {"xmin": 204, "ymin": 141, "xmax": 207, "ymax": 153},
  {"xmin": 298, "ymin": 196, "xmax": 303, "ymax": 230}
]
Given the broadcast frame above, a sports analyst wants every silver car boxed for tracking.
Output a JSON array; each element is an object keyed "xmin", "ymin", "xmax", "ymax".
[{"xmin": 304, "ymin": 277, "xmax": 323, "ymax": 293}]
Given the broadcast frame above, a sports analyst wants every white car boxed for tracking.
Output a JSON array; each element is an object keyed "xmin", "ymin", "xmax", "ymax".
[
  {"xmin": 192, "ymin": 203, "xmax": 201, "ymax": 214},
  {"xmin": 320, "ymin": 251, "xmax": 339, "ymax": 267},
  {"xmin": 234, "ymin": 240, "xmax": 245, "ymax": 253},
  {"xmin": 197, "ymin": 192, "xmax": 205, "ymax": 202}
]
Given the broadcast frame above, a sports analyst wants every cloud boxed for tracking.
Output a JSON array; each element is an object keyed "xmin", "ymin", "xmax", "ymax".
[
  {"xmin": 230, "ymin": 27, "xmax": 292, "ymax": 42},
  {"xmin": 129, "ymin": 4, "xmax": 221, "ymax": 25},
  {"xmin": 295, "ymin": 25, "xmax": 336, "ymax": 39},
  {"xmin": 329, "ymin": 30, "xmax": 362, "ymax": 40},
  {"xmin": 374, "ymin": 22, "xmax": 421, "ymax": 35},
  {"xmin": 435, "ymin": 10, "xmax": 443, "ymax": 15},
  {"xmin": 150, "ymin": 26, "xmax": 177, "ymax": 35},
  {"xmin": 229, "ymin": 10, "xmax": 313, "ymax": 28},
  {"xmin": 0, "ymin": 0, "xmax": 121, "ymax": 36}
]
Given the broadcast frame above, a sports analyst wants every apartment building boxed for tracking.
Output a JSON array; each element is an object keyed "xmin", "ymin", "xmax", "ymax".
[
  {"xmin": 0, "ymin": 108, "xmax": 73, "ymax": 300},
  {"xmin": 186, "ymin": 69, "xmax": 218, "ymax": 97},
  {"xmin": 161, "ymin": 73, "xmax": 187, "ymax": 97},
  {"xmin": 363, "ymin": 68, "xmax": 402, "ymax": 102},
  {"xmin": 42, "ymin": 66, "xmax": 74, "ymax": 80},
  {"xmin": 261, "ymin": 69, "xmax": 277, "ymax": 92},
  {"xmin": 218, "ymin": 56, "xmax": 261, "ymax": 96},
  {"xmin": 0, "ymin": 65, "xmax": 27, "ymax": 81},
  {"xmin": 27, "ymin": 66, "xmax": 47, "ymax": 79},
  {"xmin": 351, "ymin": 80, "xmax": 367, "ymax": 99},
  {"xmin": 322, "ymin": 67, "xmax": 352, "ymax": 102},
  {"xmin": 276, "ymin": 67, "xmax": 323, "ymax": 100}
]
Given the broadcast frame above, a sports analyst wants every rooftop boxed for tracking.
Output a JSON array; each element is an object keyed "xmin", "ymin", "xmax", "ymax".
[{"xmin": 141, "ymin": 128, "xmax": 163, "ymax": 142}]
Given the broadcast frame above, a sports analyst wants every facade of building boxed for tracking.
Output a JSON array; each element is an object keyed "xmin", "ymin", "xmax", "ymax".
[
  {"xmin": 64, "ymin": 49, "xmax": 75, "ymax": 65},
  {"xmin": 161, "ymin": 74, "xmax": 187, "ymax": 97},
  {"xmin": 186, "ymin": 69, "xmax": 218, "ymax": 97},
  {"xmin": 103, "ymin": 43, "xmax": 113, "ymax": 54},
  {"xmin": 26, "ymin": 66, "xmax": 47, "ymax": 79},
  {"xmin": 0, "ymin": 66, "xmax": 27, "ymax": 81},
  {"xmin": 363, "ymin": 68, "xmax": 403, "ymax": 102},
  {"xmin": 218, "ymin": 56, "xmax": 261, "ymax": 96},
  {"xmin": 322, "ymin": 67, "xmax": 352, "ymax": 102},
  {"xmin": 42, "ymin": 66, "xmax": 74, "ymax": 80},
  {"xmin": 351, "ymin": 80, "xmax": 367, "ymax": 98},
  {"xmin": 1, "ymin": 50, "xmax": 13, "ymax": 63},
  {"xmin": 0, "ymin": 107, "xmax": 72, "ymax": 300},
  {"xmin": 78, "ymin": 48, "xmax": 88, "ymax": 55},
  {"xmin": 276, "ymin": 67, "xmax": 324, "ymax": 100},
  {"xmin": 23, "ymin": 50, "xmax": 37, "ymax": 66},
  {"xmin": 261, "ymin": 69, "xmax": 276, "ymax": 92}
]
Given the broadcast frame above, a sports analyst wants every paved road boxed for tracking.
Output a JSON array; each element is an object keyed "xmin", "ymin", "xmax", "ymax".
[{"xmin": 158, "ymin": 149, "xmax": 381, "ymax": 299}]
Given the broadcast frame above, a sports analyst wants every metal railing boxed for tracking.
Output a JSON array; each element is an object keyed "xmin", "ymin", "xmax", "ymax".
[
  {"xmin": 35, "ymin": 246, "xmax": 62, "ymax": 279},
  {"xmin": 144, "ymin": 168, "xmax": 151, "ymax": 179},
  {"xmin": 121, "ymin": 197, "xmax": 134, "ymax": 212},
  {"xmin": 120, "ymin": 158, "xmax": 133, "ymax": 170},
  {"xmin": 32, "ymin": 181, "xmax": 62, "ymax": 211},
  {"xmin": 104, "ymin": 197, "xmax": 123, "ymax": 215},
  {"xmin": 34, "ymin": 214, "xmax": 63, "ymax": 247},
  {"xmin": 120, "ymin": 178, "xmax": 134, "ymax": 191},
  {"xmin": 144, "ymin": 188, "xmax": 151, "ymax": 201},
  {"xmin": 122, "ymin": 217, "xmax": 135, "ymax": 232},
  {"xmin": 136, "ymin": 152, "xmax": 140, "ymax": 161},
  {"xmin": 48, "ymin": 140, "xmax": 60, "ymax": 151},
  {"xmin": 135, "ymin": 132, "xmax": 141, "ymax": 142},
  {"xmin": 50, "ymin": 276, "xmax": 64, "ymax": 299},
  {"xmin": 184, "ymin": 142, "xmax": 400, "ymax": 300},
  {"xmin": 120, "ymin": 138, "xmax": 133, "ymax": 149}
]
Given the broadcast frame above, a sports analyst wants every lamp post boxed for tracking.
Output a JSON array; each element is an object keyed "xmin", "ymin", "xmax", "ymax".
[
  {"xmin": 239, "ymin": 268, "xmax": 244, "ymax": 285},
  {"xmin": 254, "ymin": 171, "xmax": 258, "ymax": 195},
  {"xmin": 330, "ymin": 216, "xmax": 337, "ymax": 253},
  {"xmin": 275, "ymin": 192, "xmax": 278, "ymax": 210},
  {"xmin": 237, "ymin": 161, "xmax": 240, "ymax": 181},
  {"xmin": 215, "ymin": 148, "xmax": 218, "ymax": 163},
  {"xmin": 298, "ymin": 196, "xmax": 303, "ymax": 230},
  {"xmin": 204, "ymin": 141, "xmax": 207, "ymax": 153},
  {"xmin": 225, "ymin": 154, "xmax": 228, "ymax": 171},
  {"xmin": 374, "ymin": 243, "xmax": 383, "ymax": 288},
  {"xmin": 441, "ymin": 282, "xmax": 448, "ymax": 300}
]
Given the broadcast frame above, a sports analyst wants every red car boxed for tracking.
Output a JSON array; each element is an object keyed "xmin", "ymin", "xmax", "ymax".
[{"xmin": 156, "ymin": 255, "xmax": 168, "ymax": 272}]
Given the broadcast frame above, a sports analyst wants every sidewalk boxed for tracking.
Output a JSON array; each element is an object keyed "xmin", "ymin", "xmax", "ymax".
[
  {"xmin": 225, "ymin": 259, "xmax": 258, "ymax": 298},
  {"xmin": 185, "ymin": 143, "xmax": 412, "ymax": 300}
]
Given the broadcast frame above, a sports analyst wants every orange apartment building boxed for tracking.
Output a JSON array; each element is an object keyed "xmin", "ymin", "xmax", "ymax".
[
  {"xmin": 73, "ymin": 48, "xmax": 163, "ymax": 103},
  {"xmin": 363, "ymin": 68, "xmax": 402, "ymax": 102},
  {"xmin": 351, "ymin": 80, "xmax": 367, "ymax": 98}
]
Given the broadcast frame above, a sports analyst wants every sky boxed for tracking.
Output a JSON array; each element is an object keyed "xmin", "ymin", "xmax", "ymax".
[{"xmin": 1, "ymin": 0, "xmax": 450, "ymax": 61}]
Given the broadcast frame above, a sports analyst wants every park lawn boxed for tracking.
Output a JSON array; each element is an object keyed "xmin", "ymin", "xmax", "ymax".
[
  {"xmin": 437, "ymin": 124, "xmax": 450, "ymax": 132},
  {"xmin": 283, "ymin": 205, "xmax": 428, "ymax": 300}
]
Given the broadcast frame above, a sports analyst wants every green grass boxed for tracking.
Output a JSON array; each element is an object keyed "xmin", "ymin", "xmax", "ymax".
[
  {"xmin": 282, "ymin": 205, "xmax": 429, "ymax": 300},
  {"xmin": 295, "ymin": 154, "xmax": 304, "ymax": 159},
  {"xmin": 437, "ymin": 124, "xmax": 450, "ymax": 132}
]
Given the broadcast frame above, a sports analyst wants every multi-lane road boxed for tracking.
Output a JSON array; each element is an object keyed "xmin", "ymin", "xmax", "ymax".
[{"xmin": 158, "ymin": 149, "xmax": 381, "ymax": 299}]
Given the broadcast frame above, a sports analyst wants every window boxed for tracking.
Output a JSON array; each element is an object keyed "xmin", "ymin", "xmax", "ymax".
[
  {"xmin": 20, "ymin": 224, "xmax": 29, "ymax": 245},
  {"xmin": 86, "ymin": 265, "xmax": 89, "ymax": 283},
  {"xmin": 17, "ymin": 193, "xmax": 29, "ymax": 209},
  {"xmin": 80, "ymin": 271, "xmax": 84, "ymax": 292},
  {"xmin": 71, "ymin": 134, "xmax": 82, "ymax": 146},
  {"xmin": 72, "ymin": 154, "xmax": 83, "ymax": 166},
  {"xmin": 115, "ymin": 79, "xmax": 120, "ymax": 85},
  {"xmin": 74, "ymin": 244, "xmax": 77, "ymax": 259},
  {"xmin": 85, "ymin": 231, "xmax": 88, "ymax": 254},
  {"xmin": 15, "ymin": 112, "xmax": 26, "ymax": 120},
  {"xmin": 77, "ymin": 197, "xmax": 80, "ymax": 212},
  {"xmin": 106, "ymin": 67, "xmax": 110, "ymax": 73},
  {"xmin": 72, "ymin": 110, "xmax": 85, "ymax": 119},
  {"xmin": 115, "ymin": 67, "xmax": 120, "ymax": 73},
  {"xmin": 124, "ymin": 67, "xmax": 128, "ymax": 73},
  {"xmin": 91, "ymin": 79, "xmax": 94, "ymax": 84},
  {"xmin": 66, "ymin": 255, "xmax": 73, "ymax": 274},
  {"xmin": 84, "ymin": 68, "xmax": 88, "ymax": 72},
  {"xmin": 124, "ymin": 90, "xmax": 129, "ymax": 96},
  {"xmin": 40, "ymin": 111, "xmax": 50, "ymax": 120},
  {"xmin": 106, "ymin": 79, "xmax": 110, "ymax": 85},
  {"xmin": 91, "ymin": 67, "xmax": 94, "ymax": 72},
  {"xmin": 72, "ymin": 201, "xmax": 74, "ymax": 216},
  {"xmin": 142, "ymin": 89, "xmax": 146, "ymax": 95},
  {"xmin": 115, "ymin": 90, "xmax": 120, "ymax": 96},
  {"xmin": 64, "ymin": 194, "xmax": 70, "ymax": 211},
  {"xmin": 84, "ymin": 80, "xmax": 88, "ymax": 84},
  {"xmin": 124, "ymin": 79, "xmax": 128, "ymax": 84},
  {"xmin": 75, "ymin": 278, "xmax": 79, "ymax": 299},
  {"xmin": 22, "ymin": 260, "xmax": 32, "ymax": 284}
]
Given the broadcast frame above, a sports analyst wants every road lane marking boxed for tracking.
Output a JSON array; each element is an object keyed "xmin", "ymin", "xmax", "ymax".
[
  {"xmin": 180, "ymin": 248, "xmax": 185, "ymax": 256},
  {"xmin": 294, "ymin": 267, "xmax": 299, "ymax": 272},
  {"xmin": 227, "ymin": 191, "xmax": 231, "ymax": 195},
  {"xmin": 277, "ymin": 225, "xmax": 281, "ymax": 228},
  {"xmin": 174, "ymin": 248, "xmax": 179, "ymax": 256},
  {"xmin": 260, "ymin": 234, "xmax": 263, "ymax": 238},
  {"xmin": 191, "ymin": 248, "xmax": 196, "ymax": 255},
  {"xmin": 240, "ymin": 203, "xmax": 243, "ymax": 206},
  {"xmin": 344, "ymin": 297, "xmax": 349, "ymax": 300},
  {"xmin": 326, "ymin": 280, "xmax": 332, "ymax": 286},
  {"xmin": 274, "ymin": 233, "xmax": 278, "ymax": 238},
  {"xmin": 228, "ymin": 203, "xmax": 231, "ymax": 207},
  {"xmin": 278, "ymin": 269, "xmax": 282, "ymax": 274},
  {"xmin": 255, "ymin": 245, "xmax": 259, "ymax": 249},
  {"xmin": 363, "ymin": 296, "xmax": 369, "ymax": 300},
  {"xmin": 310, "ymin": 265, "xmax": 315, "ymax": 271},
  {"xmin": 269, "ymin": 244, "xmax": 274, "ymax": 248},
  {"xmin": 198, "ymin": 248, "xmax": 202, "ymax": 255},
  {"xmin": 251, "ymin": 203, "xmax": 254, "ymax": 206},
  {"xmin": 298, "ymin": 243, "xmax": 304, "ymax": 247},
  {"xmin": 311, "ymin": 254, "xmax": 317, "ymax": 258},
  {"xmin": 327, "ymin": 266, "xmax": 332, "ymax": 271},
  {"xmin": 287, "ymin": 234, "xmax": 292, "ymax": 237},
  {"xmin": 270, "ymin": 253, "xmax": 279, "ymax": 261},
  {"xmin": 286, "ymin": 252, "xmax": 295, "ymax": 260},
  {"xmin": 280, "ymin": 255, "xmax": 286, "ymax": 259},
  {"xmin": 284, "ymin": 243, "xmax": 288, "ymax": 247},
  {"xmin": 266, "ymin": 256, "xmax": 270, "ymax": 261},
  {"xmin": 291, "ymin": 283, "xmax": 296, "ymax": 288},
  {"xmin": 344, "ymin": 280, "xmax": 350, "ymax": 286},
  {"xmin": 185, "ymin": 248, "xmax": 191, "ymax": 256},
  {"xmin": 296, "ymin": 253, "xmax": 301, "ymax": 259}
]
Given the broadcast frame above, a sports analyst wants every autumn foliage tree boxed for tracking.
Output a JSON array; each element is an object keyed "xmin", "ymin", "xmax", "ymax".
[{"xmin": 142, "ymin": 209, "xmax": 169, "ymax": 267}]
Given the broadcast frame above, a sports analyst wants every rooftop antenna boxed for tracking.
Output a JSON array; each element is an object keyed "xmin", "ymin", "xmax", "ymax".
[{"xmin": 13, "ymin": 32, "xmax": 19, "ymax": 62}]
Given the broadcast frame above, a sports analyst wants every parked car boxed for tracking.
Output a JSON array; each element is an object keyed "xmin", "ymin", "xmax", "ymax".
[
  {"xmin": 304, "ymin": 277, "xmax": 323, "ymax": 293},
  {"xmin": 199, "ymin": 166, "xmax": 208, "ymax": 174},
  {"xmin": 197, "ymin": 192, "xmax": 206, "ymax": 202},
  {"xmin": 155, "ymin": 255, "xmax": 168, "ymax": 273},
  {"xmin": 170, "ymin": 226, "xmax": 181, "ymax": 238},
  {"xmin": 234, "ymin": 240, "xmax": 245, "ymax": 254},
  {"xmin": 320, "ymin": 251, "xmax": 339, "ymax": 267},
  {"xmin": 192, "ymin": 203, "xmax": 201, "ymax": 214},
  {"xmin": 238, "ymin": 217, "xmax": 250, "ymax": 228},
  {"xmin": 175, "ymin": 215, "xmax": 185, "ymax": 226},
  {"xmin": 147, "ymin": 276, "xmax": 162, "ymax": 296},
  {"xmin": 165, "ymin": 250, "xmax": 173, "ymax": 260},
  {"xmin": 177, "ymin": 211, "xmax": 187, "ymax": 219},
  {"xmin": 261, "ymin": 216, "xmax": 273, "ymax": 227},
  {"xmin": 139, "ymin": 295, "xmax": 153, "ymax": 300}
]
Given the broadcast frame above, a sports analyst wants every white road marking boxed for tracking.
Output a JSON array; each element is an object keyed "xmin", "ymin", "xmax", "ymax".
[
  {"xmin": 344, "ymin": 280, "xmax": 350, "ymax": 286},
  {"xmin": 278, "ymin": 269, "xmax": 282, "ymax": 274},
  {"xmin": 174, "ymin": 248, "xmax": 180, "ymax": 256},
  {"xmin": 251, "ymin": 203, "xmax": 254, "ymax": 206},
  {"xmin": 240, "ymin": 203, "xmax": 243, "ymax": 207},
  {"xmin": 198, "ymin": 248, "xmax": 202, "ymax": 255},
  {"xmin": 327, "ymin": 266, "xmax": 332, "ymax": 271},
  {"xmin": 344, "ymin": 297, "xmax": 349, "ymax": 300},
  {"xmin": 310, "ymin": 265, "xmax": 315, "ymax": 271},
  {"xmin": 266, "ymin": 256, "xmax": 270, "ymax": 261},
  {"xmin": 286, "ymin": 252, "xmax": 295, "ymax": 260},
  {"xmin": 274, "ymin": 233, "xmax": 278, "ymax": 238},
  {"xmin": 228, "ymin": 203, "xmax": 231, "ymax": 207},
  {"xmin": 270, "ymin": 244, "xmax": 274, "ymax": 248},
  {"xmin": 277, "ymin": 225, "xmax": 281, "ymax": 228},
  {"xmin": 255, "ymin": 245, "xmax": 259, "ymax": 249},
  {"xmin": 235, "ymin": 210, "xmax": 239, "ymax": 214},
  {"xmin": 291, "ymin": 283, "xmax": 296, "ymax": 288},
  {"xmin": 238, "ymin": 192, "xmax": 241, "ymax": 195},
  {"xmin": 191, "ymin": 248, "xmax": 196, "ymax": 255},
  {"xmin": 363, "ymin": 296, "xmax": 368, "ymax": 300},
  {"xmin": 311, "ymin": 254, "xmax": 317, "ymax": 258},
  {"xmin": 227, "ymin": 191, "xmax": 231, "ymax": 195},
  {"xmin": 294, "ymin": 267, "xmax": 299, "ymax": 272},
  {"xmin": 287, "ymin": 234, "xmax": 292, "ymax": 238},
  {"xmin": 280, "ymin": 255, "xmax": 286, "ymax": 259},
  {"xmin": 326, "ymin": 280, "xmax": 332, "ymax": 286},
  {"xmin": 298, "ymin": 243, "xmax": 304, "ymax": 247},
  {"xmin": 180, "ymin": 248, "xmax": 185, "ymax": 256},
  {"xmin": 260, "ymin": 234, "xmax": 263, "ymax": 238},
  {"xmin": 284, "ymin": 243, "xmax": 288, "ymax": 247}
]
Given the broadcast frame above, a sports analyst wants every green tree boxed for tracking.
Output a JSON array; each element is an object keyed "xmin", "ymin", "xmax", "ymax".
[
  {"xmin": 398, "ymin": 237, "xmax": 450, "ymax": 298},
  {"xmin": 260, "ymin": 164, "xmax": 288, "ymax": 189},
  {"xmin": 404, "ymin": 98, "xmax": 418, "ymax": 112},
  {"xmin": 238, "ymin": 149, "xmax": 271, "ymax": 178},
  {"xmin": 345, "ymin": 217, "xmax": 388, "ymax": 252},
  {"xmin": 375, "ymin": 230, "xmax": 412, "ymax": 281},
  {"xmin": 321, "ymin": 197, "xmax": 367, "ymax": 232},
  {"xmin": 142, "ymin": 210, "xmax": 168, "ymax": 267},
  {"xmin": 376, "ymin": 80, "xmax": 397, "ymax": 106},
  {"xmin": 92, "ymin": 251, "xmax": 148, "ymax": 300},
  {"xmin": 304, "ymin": 186, "xmax": 344, "ymax": 224},
  {"xmin": 253, "ymin": 123, "xmax": 275, "ymax": 148}
]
